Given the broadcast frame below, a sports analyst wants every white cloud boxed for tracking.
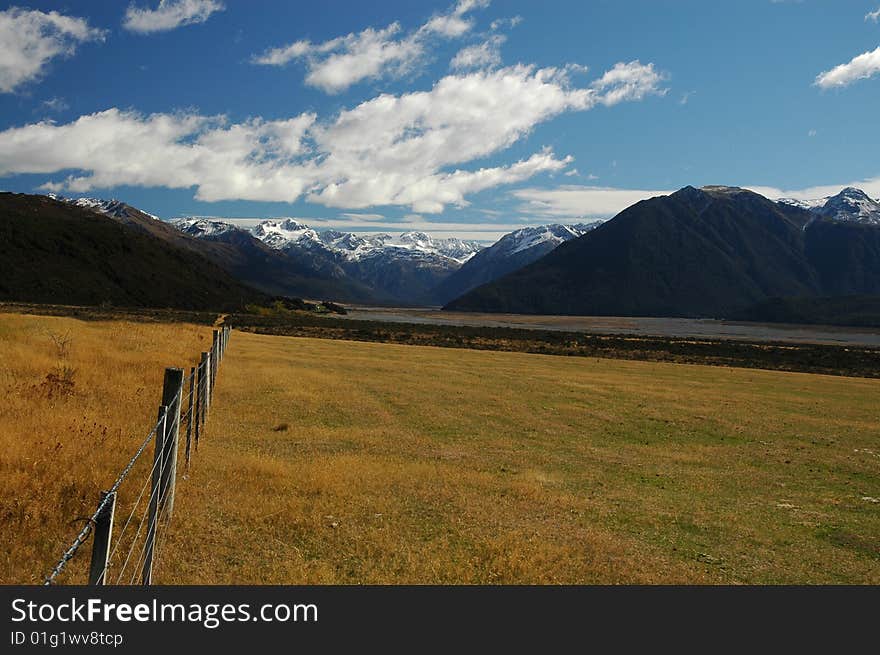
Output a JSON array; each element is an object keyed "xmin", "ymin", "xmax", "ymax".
[
  {"xmin": 421, "ymin": 0, "xmax": 491, "ymax": 37},
  {"xmin": 679, "ymin": 90, "xmax": 695, "ymax": 105},
  {"xmin": 341, "ymin": 212, "xmax": 386, "ymax": 221},
  {"xmin": 0, "ymin": 8, "xmax": 105, "ymax": 94},
  {"xmin": 123, "ymin": 0, "xmax": 224, "ymax": 34},
  {"xmin": 450, "ymin": 35, "xmax": 505, "ymax": 71},
  {"xmin": 513, "ymin": 185, "xmax": 671, "ymax": 219},
  {"xmin": 590, "ymin": 61, "xmax": 667, "ymax": 105},
  {"xmin": 252, "ymin": 0, "xmax": 491, "ymax": 93},
  {"xmin": 39, "ymin": 97, "xmax": 70, "ymax": 113},
  {"xmin": 866, "ymin": 8, "xmax": 880, "ymax": 22},
  {"xmin": 0, "ymin": 62, "xmax": 665, "ymax": 213},
  {"xmin": 815, "ymin": 46, "xmax": 880, "ymax": 89},
  {"xmin": 490, "ymin": 16, "xmax": 523, "ymax": 31},
  {"xmin": 746, "ymin": 176, "xmax": 880, "ymax": 201}
]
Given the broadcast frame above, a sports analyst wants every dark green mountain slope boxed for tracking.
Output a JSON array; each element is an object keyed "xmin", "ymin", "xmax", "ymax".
[
  {"xmin": 0, "ymin": 193, "xmax": 265, "ymax": 310},
  {"xmin": 447, "ymin": 186, "xmax": 880, "ymax": 319}
]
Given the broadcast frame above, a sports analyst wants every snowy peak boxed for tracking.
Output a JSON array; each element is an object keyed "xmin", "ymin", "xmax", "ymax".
[
  {"xmin": 817, "ymin": 187, "xmax": 880, "ymax": 225},
  {"xmin": 251, "ymin": 218, "xmax": 322, "ymax": 250},
  {"xmin": 495, "ymin": 222, "xmax": 601, "ymax": 256},
  {"xmin": 776, "ymin": 187, "xmax": 880, "ymax": 225},
  {"xmin": 48, "ymin": 194, "xmax": 160, "ymax": 221},
  {"xmin": 246, "ymin": 220, "xmax": 483, "ymax": 264},
  {"xmin": 171, "ymin": 217, "xmax": 239, "ymax": 238},
  {"xmin": 776, "ymin": 197, "xmax": 827, "ymax": 211}
]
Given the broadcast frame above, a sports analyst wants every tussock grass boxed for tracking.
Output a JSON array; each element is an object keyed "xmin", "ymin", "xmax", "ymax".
[
  {"xmin": 158, "ymin": 332, "xmax": 880, "ymax": 584},
  {"xmin": 0, "ymin": 313, "xmax": 212, "ymax": 584},
  {"xmin": 3, "ymin": 315, "xmax": 878, "ymax": 584}
]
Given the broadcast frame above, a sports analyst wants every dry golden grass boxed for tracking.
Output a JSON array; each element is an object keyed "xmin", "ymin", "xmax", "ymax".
[
  {"xmin": 0, "ymin": 313, "xmax": 213, "ymax": 584},
  {"xmin": 157, "ymin": 331, "xmax": 880, "ymax": 584},
  {"xmin": 3, "ymin": 314, "xmax": 879, "ymax": 584}
]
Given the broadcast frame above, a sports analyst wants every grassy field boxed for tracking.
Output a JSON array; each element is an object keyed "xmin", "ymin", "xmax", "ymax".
[
  {"xmin": 2, "ymin": 313, "xmax": 878, "ymax": 584},
  {"xmin": 158, "ymin": 330, "xmax": 880, "ymax": 584},
  {"xmin": 0, "ymin": 312, "xmax": 213, "ymax": 584}
]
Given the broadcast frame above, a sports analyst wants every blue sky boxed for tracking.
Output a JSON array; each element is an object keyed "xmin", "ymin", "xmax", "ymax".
[{"xmin": 0, "ymin": 0, "xmax": 879, "ymax": 240}]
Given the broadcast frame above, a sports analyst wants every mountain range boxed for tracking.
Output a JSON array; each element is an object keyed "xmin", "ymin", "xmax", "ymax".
[
  {"xmin": 447, "ymin": 186, "xmax": 880, "ymax": 322},
  {"xmin": 6, "ymin": 185, "xmax": 880, "ymax": 326},
  {"xmin": 0, "ymin": 193, "xmax": 265, "ymax": 310},
  {"xmin": 776, "ymin": 187, "xmax": 880, "ymax": 224},
  {"xmin": 173, "ymin": 216, "xmax": 593, "ymax": 305},
  {"xmin": 432, "ymin": 223, "xmax": 601, "ymax": 304}
]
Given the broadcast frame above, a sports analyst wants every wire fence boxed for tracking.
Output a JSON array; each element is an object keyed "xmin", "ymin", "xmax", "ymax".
[{"xmin": 42, "ymin": 325, "xmax": 232, "ymax": 586}]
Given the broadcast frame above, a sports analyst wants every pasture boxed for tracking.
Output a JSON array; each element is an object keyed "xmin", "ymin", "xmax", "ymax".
[{"xmin": 1, "ymin": 312, "xmax": 877, "ymax": 584}]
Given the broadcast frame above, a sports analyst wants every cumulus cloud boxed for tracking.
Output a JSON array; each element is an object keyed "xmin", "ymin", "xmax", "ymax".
[
  {"xmin": 815, "ymin": 46, "xmax": 880, "ymax": 89},
  {"xmin": 421, "ymin": 0, "xmax": 491, "ymax": 37},
  {"xmin": 123, "ymin": 0, "xmax": 224, "ymax": 34},
  {"xmin": 0, "ymin": 62, "xmax": 665, "ymax": 212},
  {"xmin": 747, "ymin": 177, "xmax": 880, "ymax": 202},
  {"xmin": 450, "ymin": 35, "xmax": 505, "ymax": 71},
  {"xmin": 252, "ymin": 0, "xmax": 491, "ymax": 93},
  {"xmin": 866, "ymin": 8, "xmax": 880, "ymax": 22},
  {"xmin": 513, "ymin": 185, "xmax": 671, "ymax": 219},
  {"xmin": 0, "ymin": 7, "xmax": 105, "ymax": 94},
  {"xmin": 589, "ymin": 61, "xmax": 667, "ymax": 105}
]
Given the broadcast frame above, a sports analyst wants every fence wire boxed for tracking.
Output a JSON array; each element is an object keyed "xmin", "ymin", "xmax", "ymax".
[{"xmin": 42, "ymin": 328, "xmax": 230, "ymax": 586}]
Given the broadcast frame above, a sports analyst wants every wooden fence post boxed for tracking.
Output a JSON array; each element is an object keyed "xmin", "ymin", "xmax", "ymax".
[
  {"xmin": 211, "ymin": 330, "xmax": 219, "ymax": 391},
  {"xmin": 196, "ymin": 352, "xmax": 208, "ymax": 443},
  {"xmin": 185, "ymin": 366, "xmax": 195, "ymax": 470},
  {"xmin": 142, "ymin": 406, "xmax": 167, "ymax": 586},
  {"xmin": 87, "ymin": 491, "xmax": 116, "ymax": 585},
  {"xmin": 204, "ymin": 350, "xmax": 212, "ymax": 416},
  {"xmin": 159, "ymin": 368, "xmax": 183, "ymax": 519}
]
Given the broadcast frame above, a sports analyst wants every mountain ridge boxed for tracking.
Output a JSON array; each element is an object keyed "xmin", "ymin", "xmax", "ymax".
[{"xmin": 447, "ymin": 185, "xmax": 880, "ymax": 319}]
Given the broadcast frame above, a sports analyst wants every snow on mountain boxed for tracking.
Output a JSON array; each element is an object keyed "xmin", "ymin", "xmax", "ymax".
[
  {"xmin": 432, "ymin": 221, "xmax": 603, "ymax": 305},
  {"xmin": 815, "ymin": 187, "xmax": 880, "ymax": 225},
  {"xmin": 247, "ymin": 219, "xmax": 483, "ymax": 264},
  {"xmin": 48, "ymin": 194, "xmax": 160, "ymax": 221},
  {"xmin": 171, "ymin": 217, "xmax": 239, "ymax": 238},
  {"xmin": 776, "ymin": 197, "xmax": 827, "ymax": 211},
  {"xmin": 776, "ymin": 188, "xmax": 880, "ymax": 225},
  {"xmin": 494, "ymin": 222, "xmax": 602, "ymax": 257}
]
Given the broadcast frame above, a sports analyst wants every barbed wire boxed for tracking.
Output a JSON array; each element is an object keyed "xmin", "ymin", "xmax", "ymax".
[
  {"xmin": 43, "ymin": 404, "xmax": 172, "ymax": 585},
  {"xmin": 42, "ymin": 328, "xmax": 229, "ymax": 586}
]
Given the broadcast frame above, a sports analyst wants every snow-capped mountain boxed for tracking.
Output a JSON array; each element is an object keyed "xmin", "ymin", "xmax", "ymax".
[
  {"xmin": 433, "ymin": 222, "xmax": 603, "ymax": 305},
  {"xmin": 815, "ymin": 188, "xmax": 880, "ymax": 225},
  {"xmin": 172, "ymin": 217, "xmax": 240, "ymax": 238},
  {"xmin": 249, "ymin": 219, "xmax": 482, "ymax": 264},
  {"xmin": 172, "ymin": 216, "xmax": 602, "ymax": 304},
  {"xmin": 49, "ymin": 194, "xmax": 160, "ymax": 221},
  {"xmin": 776, "ymin": 188, "xmax": 880, "ymax": 225},
  {"xmin": 775, "ymin": 197, "xmax": 827, "ymax": 211},
  {"xmin": 491, "ymin": 223, "xmax": 600, "ymax": 258},
  {"xmin": 171, "ymin": 217, "xmax": 484, "ymax": 304}
]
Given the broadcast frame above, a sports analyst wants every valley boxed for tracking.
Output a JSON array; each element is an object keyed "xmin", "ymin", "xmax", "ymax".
[
  {"xmin": 335, "ymin": 306, "xmax": 880, "ymax": 347},
  {"xmin": 4, "ymin": 312, "xmax": 877, "ymax": 585}
]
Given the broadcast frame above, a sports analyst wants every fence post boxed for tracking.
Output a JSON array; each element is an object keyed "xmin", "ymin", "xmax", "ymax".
[
  {"xmin": 203, "ymin": 350, "xmax": 212, "ymax": 416},
  {"xmin": 211, "ymin": 330, "xmax": 219, "ymax": 391},
  {"xmin": 185, "ymin": 366, "xmax": 195, "ymax": 469},
  {"xmin": 159, "ymin": 368, "xmax": 183, "ymax": 519},
  {"xmin": 87, "ymin": 491, "xmax": 116, "ymax": 585},
  {"xmin": 142, "ymin": 406, "xmax": 167, "ymax": 586},
  {"xmin": 196, "ymin": 353, "xmax": 207, "ymax": 444}
]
